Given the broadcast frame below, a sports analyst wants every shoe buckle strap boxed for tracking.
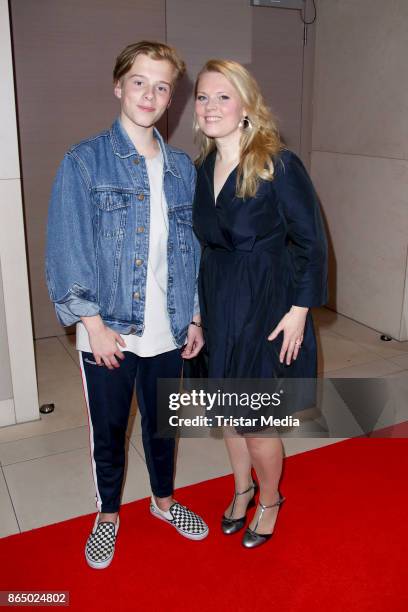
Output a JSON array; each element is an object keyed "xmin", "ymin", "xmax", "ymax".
[
  {"xmin": 253, "ymin": 495, "xmax": 285, "ymax": 532},
  {"xmin": 228, "ymin": 481, "xmax": 255, "ymax": 519},
  {"xmin": 236, "ymin": 482, "xmax": 256, "ymax": 496}
]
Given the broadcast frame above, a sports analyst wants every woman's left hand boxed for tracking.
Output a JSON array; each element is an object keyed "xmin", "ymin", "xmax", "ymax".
[{"xmin": 268, "ymin": 306, "xmax": 309, "ymax": 365}]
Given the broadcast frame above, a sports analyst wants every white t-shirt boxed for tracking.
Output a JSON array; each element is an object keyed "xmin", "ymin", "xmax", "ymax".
[{"xmin": 76, "ymin": 149, "xmax": 177, "ymax": 357}]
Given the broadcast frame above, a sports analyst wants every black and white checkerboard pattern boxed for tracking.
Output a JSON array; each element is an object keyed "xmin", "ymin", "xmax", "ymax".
[
  {"xmin": 86, "ymin": 521, "xmax": 116, "ymax": 563},
  {"xmin": 169, "ymin": 503, "xmax": 207, "ymax": 536}
]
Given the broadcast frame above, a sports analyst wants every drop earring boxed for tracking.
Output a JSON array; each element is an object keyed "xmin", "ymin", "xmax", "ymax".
[{"xmin": 239, "ymin": 115, "xmax": 252, "ymax": 129}]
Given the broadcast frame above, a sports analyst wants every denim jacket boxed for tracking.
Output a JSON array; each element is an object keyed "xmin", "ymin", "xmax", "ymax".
[{"xmin": 46, "ymin": 117, "xmax": 200, "ymax": 347}]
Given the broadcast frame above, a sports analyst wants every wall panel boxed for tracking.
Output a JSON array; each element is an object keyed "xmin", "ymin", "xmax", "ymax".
[
  {"xmin": 167, "ymin": 0, "xmax": 310, "ymax": 157},
  {"xmin": 10, "ymin": 0, "xmax": 314, "ymax": 339},
  {"xmin": 0, "ymin": 262, "xmax": 13, "ymax": 403},
  {"xmin": 10, "ymin": 0, "xmax": 166, "ymax": 338},
  {"xmin": 311, "ymin": 0, "xmax": 408, "ymax": 339}
]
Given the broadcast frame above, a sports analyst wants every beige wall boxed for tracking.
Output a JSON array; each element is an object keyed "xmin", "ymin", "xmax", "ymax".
[
  {"xmin": 7, "ymin": 0, "xmax": 408, "ymax": 343},
  {"xmin": 0, "ymin": 0, "xmax": 38, "ymax": 426},
  {"xmin": 311, "ymin": 0, "xmax": 408, "ymax": 340},
  {"xmin": 0, "ymin": 263, "xmax": 13, "ymax": 402},
  {"xmin": 10, "ymin": 0, "xmax": 166, "ymax": 339},
  {"xmin": 10, "ymin": 0, "xmax": 315, "ymax": 339},
  {"xmin": 166, "ymin": 0, "xmax": 314, "ymax": 158}
]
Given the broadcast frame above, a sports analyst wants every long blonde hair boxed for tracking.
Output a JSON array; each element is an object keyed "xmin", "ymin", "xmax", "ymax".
[{"xmin": 193, "ymin": 59, "xmax": 284, "ymax": 199}]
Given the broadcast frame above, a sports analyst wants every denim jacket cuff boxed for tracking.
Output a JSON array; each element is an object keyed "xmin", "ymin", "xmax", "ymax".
[{"xmin": 54, "ymin": 297, "xmax": 100, "ymax": 327}]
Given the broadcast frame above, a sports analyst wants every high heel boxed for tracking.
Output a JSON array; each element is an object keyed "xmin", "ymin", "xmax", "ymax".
[
  {"xmin": 221, "ymin": 481, "xmax": 258, "ymax": 535},
  {"xmin": 242, "ymin": 494, "xmax": 285, "ymax": 548}
]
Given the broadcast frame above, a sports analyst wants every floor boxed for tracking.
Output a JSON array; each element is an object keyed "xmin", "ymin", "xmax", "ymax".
[{"xmin": 1, "ymin": 307, "xmax": 407, "ymax": 538}]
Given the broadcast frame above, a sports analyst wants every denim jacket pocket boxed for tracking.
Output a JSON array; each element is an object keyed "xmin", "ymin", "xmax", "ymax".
[
  {"xmin": 93, "ymin": 190, "xmax": 132, "ymax": 238},
  {"xmin": 174, "ymin": 204, "xmax": 193, "ymax": 253}
]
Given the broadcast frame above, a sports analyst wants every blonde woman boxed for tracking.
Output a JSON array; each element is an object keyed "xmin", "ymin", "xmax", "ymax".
[{"xmin": 192, "ymin": 60, "xmax": 328, "ymax": 548}]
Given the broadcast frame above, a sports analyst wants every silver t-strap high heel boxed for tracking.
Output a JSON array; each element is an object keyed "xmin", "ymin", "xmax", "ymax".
[{"xmin": 221, "ymin": 481, "xmax": 258, "ymax": 535}]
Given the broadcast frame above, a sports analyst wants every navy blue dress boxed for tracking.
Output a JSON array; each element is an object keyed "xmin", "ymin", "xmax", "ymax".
[{"xmin": 192, "ymin": 149, "xmax": 328, "ymax": 416}]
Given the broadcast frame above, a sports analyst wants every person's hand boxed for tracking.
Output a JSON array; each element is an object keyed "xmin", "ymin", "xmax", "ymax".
[
  {"xmin": 182, "ymin": 322, "xmax": 204, "ymax": 359},
  {"xmin": 81, "ymin": 315, "xmax": 126, "ymax": 369},
  {"xmin": 268, "ymin": 306, "xmax": 308, "ymax": 365}
]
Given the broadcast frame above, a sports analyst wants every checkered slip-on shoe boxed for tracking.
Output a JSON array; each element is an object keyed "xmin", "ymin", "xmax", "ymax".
[
  {"xmin": 85, "ymin": 513, "xmax": 120, "ymax": 569},
  {"xmin": 150, "ymin": 496, "xmax": 209, "ymax": 540}
]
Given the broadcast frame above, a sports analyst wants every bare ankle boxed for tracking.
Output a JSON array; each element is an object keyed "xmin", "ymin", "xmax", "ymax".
[
  {"xmin": 154, "ymin": 495, "xmax": 174, "ymax": 512},
  {"xmin": 99, "ymin": 511, "xmax": 118, "ymax": 524}
]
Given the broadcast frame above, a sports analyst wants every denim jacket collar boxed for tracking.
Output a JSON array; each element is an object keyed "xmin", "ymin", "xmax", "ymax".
[{"xmin": 109, "ymin": 117, "xmax": 181, "ymax": 178}]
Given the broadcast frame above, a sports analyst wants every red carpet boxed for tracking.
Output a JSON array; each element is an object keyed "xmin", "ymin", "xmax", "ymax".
[{"xmin": 1, "ymin": 438, "xmax": 407, "ymax": 611}]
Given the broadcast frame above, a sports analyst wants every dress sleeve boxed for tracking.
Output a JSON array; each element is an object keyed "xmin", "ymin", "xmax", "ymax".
[{"xmin": 273, "ymin": 150, "xmax": 328, "ymax": 308}]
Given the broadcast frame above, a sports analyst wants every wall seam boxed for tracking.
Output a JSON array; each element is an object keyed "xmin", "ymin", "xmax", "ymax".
[
  {"xmin": 311, "ymin": 149, "xmax": 408, "ymax": 162},
  {"xmin": 398, "ymin": 244, "xmax": 408, "ymax": 340},
  {"xmin": 164, "ymin": 0, "xmax": 169, "ymax": 142},
  {"xmin": 1, "ymin": 464, "xmax": 21, "ymax": 533},
  {"xmin": 298, "ymin": 21, "xmax": 305, "ymax": 155}
]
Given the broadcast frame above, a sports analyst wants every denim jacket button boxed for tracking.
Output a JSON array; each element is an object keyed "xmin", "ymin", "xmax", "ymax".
[
  {"xmin": 135, "ymin": 259, "xmax": 143, "ymax": 266},
  {"xmin": 133, "ymin": 158, "xmax": 140, "ymax": 165},
  {"xmin": 137, "ymin": 226, "xmax": 145, "ymax": 233},
  {"xmin": 137, "ymin": 193, "xmax": 145, "ymax": 201},
  {"xmin": 133, "ymin": 291, "xmax": 140, "ymax": 300}
]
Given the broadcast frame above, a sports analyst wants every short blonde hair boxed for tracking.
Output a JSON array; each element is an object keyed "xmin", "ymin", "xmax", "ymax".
[
  {"xmin": 113, "ymin": 41, "xmax": 186, "ymax": 85},
  {"xmin": 194, "ymin": 59, "xmax": 284, "ymax": 199}
]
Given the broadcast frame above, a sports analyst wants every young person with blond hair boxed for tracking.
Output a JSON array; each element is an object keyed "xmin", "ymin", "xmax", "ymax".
[
  {"xmin": 46, "ymin": 41, "xmax": 208, "ymax": 569},
  {"xmin": 192, "ymin": 59, "xmax": 328, "ymax": 548}
]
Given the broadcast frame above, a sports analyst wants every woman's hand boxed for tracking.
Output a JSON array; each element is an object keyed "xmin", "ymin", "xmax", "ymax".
[{"xmin": 268, "ymin": 306, "xmax": 309, "ymax": 365}]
